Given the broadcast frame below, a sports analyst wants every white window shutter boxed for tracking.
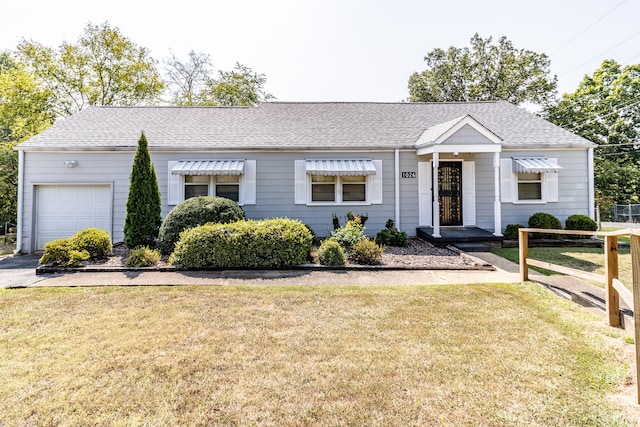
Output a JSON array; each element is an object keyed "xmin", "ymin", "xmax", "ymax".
[
  {"xmin": 418, "ymin": 162, "xmax": 432, "ymax": 226},
  {"xmin": 369, "ymin": 160, "xmax": 383, "ymax": 204},
  {"xmin": 294, "ymin": 160, "xmax": 307, "ymax": 204},
  {"xmin": 500, "ymin": 158, "xmax": 514, "ymax": 203},
  {"xmin": 242, "ymin": 160, "xmax": 257, "ymax": 205},
  {"xmin": 462, "ymin": 161, "xmax": 476, "ymax": 226},
  {"xmin": 167, "ymin": 161, "xmax": 181, "ymax": 205},
  {"xmin": 546, "ymin": 158, "xmax": 559, "ymax": 202}
]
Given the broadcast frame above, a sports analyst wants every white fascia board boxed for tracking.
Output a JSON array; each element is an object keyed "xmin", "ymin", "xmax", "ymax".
[
  {"xmin": 415, "ymin": 115, "xmax": 503, "ymax": 150},
  {"xmin": 416, "ymin": 144, "xmax": 502, "ymax": 156}
]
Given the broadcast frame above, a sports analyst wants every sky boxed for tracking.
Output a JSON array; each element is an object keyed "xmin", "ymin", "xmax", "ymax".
[{"xmin": 1, "ymin": 0, "xmax": 638, "ymax": 103}]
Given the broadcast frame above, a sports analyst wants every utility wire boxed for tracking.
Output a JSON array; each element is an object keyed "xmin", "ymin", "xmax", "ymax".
[
  {"xmin": 552, "ymin": 0, "xmax": 628, "ymax": 55},
  {"xmin": 560, "ymin": 30, "xmax": 640, "ymax": 76}
]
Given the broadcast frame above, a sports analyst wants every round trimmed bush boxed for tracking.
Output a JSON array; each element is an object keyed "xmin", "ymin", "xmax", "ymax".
[
  {"xmin": 565, "ymin": 214, "xmax": 597, "ymax": 239},
  {"xmin": 528, "ymin": 212, "xmax": 562, "ymax": 239},
  {"xmin": 158, "ymin": 196, "xmax": 245, "ymax": 255},
  {"xmin": 38, "ymin": 238, "xmax": 90, "ymax": 267},
  {"xmin": 170, "ymin": 218, "xmax": 312, "ymax": 269},
  {"xmin": 72, "ymin": 228, "xmax": 112, "ymax": 259},
  {"xmin": 503, "ymin": 224, "xmax": 524, "ymax": 240},
  {"xmin": 126, "ymin": 246, "xmax": 161, "ymax": 267},
  {"xmin": 317, "ymin": 239, "xmax": 346, "ymax": 266},
  {"xmin": 349, "ymin": 239, "xmax": 384, "ymax": 265}
]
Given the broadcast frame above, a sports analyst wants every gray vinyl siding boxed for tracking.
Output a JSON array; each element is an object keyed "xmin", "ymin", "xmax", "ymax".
[
  {"xmin": 473, "ymin": 152, "xmax": 497, "ymax": 231},
  {"xmin": 444, "ymin": 124, "xmax": 493, "ymax": 145},
  {"xmin": 499, "ymin": 149, "xmax": 590, "ymax": 231},
  {"xmin": 398, "ymin": 151, "xmax": 419, "ymax": 234}
]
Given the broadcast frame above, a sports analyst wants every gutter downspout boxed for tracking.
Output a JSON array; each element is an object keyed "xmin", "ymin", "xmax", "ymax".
[
  {"xmin": 15, "ymin": 150, "xmax": 24, "ymax": 254},
  {"xmin": 394, "ymin": 149, "xmax": 400, "ymax": 230}
]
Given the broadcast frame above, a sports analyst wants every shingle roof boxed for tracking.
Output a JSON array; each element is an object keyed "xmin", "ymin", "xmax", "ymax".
[{"xmin": 16, "ymin": 101, "xmax": 594, "ymax": 151}]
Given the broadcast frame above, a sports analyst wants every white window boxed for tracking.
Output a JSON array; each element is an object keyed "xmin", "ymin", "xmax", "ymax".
[
  {"xmin": 184, "ymin": 175, "xmax": 240, "ymax": 202},
  {"xmin": 295, "ymin": 159, "xmax": 383, "ymax": 205},
  {"xmin": 167, "ymin": 160, "xmax": 256, "ymax": 206},
  {"xmin": 517, "ymin": 172, "xmax": 542, "ymax": 201},
  {"xmin": 500, "ymin": 158, "xmax": 560, "ymax": 204}
]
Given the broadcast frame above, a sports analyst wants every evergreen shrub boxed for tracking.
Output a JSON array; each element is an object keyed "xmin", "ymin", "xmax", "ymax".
[
  {"xmin": 39, "ymin": 238, "xmax": 90, "ymax": 267},
  {"xmin": 170, "ymin": 218, "xmax": 312, "ymax": 269},
  {"xmin": 126, "ymin": 246, "xmax": 161, "ymax": 267},
  {"xmin": 565, "ymin": 214, "xmax": 597, "ymax": 239},
  {"xmin": 123, "ymin": 132, "xmax": 162, "ymax": 248},
  {"xmin": 375, "ymin": 219, "xmax": 408, "ymax": 247},
  {"xmin": 73, "ymin": 228, "xmax": 112, "ymax": 259},
  {"xmin": 157, "ymin": 196, "xmax": 245, "ymax": 255},
  {"xmin": 317, "ymin": 238, "xmax": 346, "ymax": 266},
  {"xmin": 503, "ymin": 224, "xmax": 524, "ymax": 240},
  {"xmin": 349, "ymin": 239, "xmax": 384, "ymax": 265},
  {"xmin": 331, "ymin": 218, "xmax": 367, "ymax": 250},
  {"xmin": 528, "ymin": 212, "xmax": 562, "ymax": 239}
]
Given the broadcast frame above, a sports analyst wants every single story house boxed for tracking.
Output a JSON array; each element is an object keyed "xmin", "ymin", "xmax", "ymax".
[{"xmin": 14, "ymin": 101, "xmax": 595, "ymax": 253}]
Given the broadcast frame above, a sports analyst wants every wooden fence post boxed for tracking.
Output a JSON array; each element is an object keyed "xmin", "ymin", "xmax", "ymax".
[
  {"xmin": 605, "ymin": 235, "xmax": 621, "ymax": 327},
  {"xmin": 631, "ymin": 235, "xmax": 640, "ymax": 405},
  {"xmin": 519, "ymin": 229, "xmax": 528, "ymax": 284}
]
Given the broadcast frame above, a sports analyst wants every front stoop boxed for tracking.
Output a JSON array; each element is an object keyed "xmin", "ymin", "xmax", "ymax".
[{"xmin": 416, "ymin": 226, "xmax": 502, "ymax": 252}]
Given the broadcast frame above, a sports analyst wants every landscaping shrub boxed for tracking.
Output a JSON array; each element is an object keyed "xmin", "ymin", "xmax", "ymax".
[
  {"xmin": 375, "ymin": 219, "xmax": 408, "ymax": 247},
  {"xmin": 170, "ymin": 218, "xmax": 312, "ymax": 269},
  {"xmin": 565, "ymin": 214, "xmax": 597, "ymax": 239},
  {"xmin": 123, "ymin": 132, "xmax": 162, "ymax": 248},
  {"xmin": 317, "ymin": 238, "xmax": 346, "ymax": 266},
  {"xmin": 503, "ymin": 224, "xmax": 524, "ymax": 240},
  {"xmin": 157, "ymin": 196, "xmax": 245, "ymax": 255},
  {"xmin": 347, "ymin": 211, "xmax": 368, "ymax": 226},
  {"xmin": 528, "ymin": 212, "xmax": 562, "ymax": 239},
  {"xmin": 126, "ymin": 246, "xmax": 161, "ymax": 267},
  {"xmin": 331, "ymin": 218, "xmax": 367, "ymax": 250},
  {"xmin": 72, "ymin": 228, "xmax": 112, "ymax": 259},
  {"xmin": 349, "ymin": 239, "xmax": 384, "ymax": 265},
  {"xmin": 39, "ymin": 238, "xmax": 90, "ymax": 267}
]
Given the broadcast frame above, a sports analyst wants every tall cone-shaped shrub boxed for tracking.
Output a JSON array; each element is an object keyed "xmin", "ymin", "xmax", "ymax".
[{"xmin": 123, "ymin": 131, "xmax": 162, "ymax": 247}]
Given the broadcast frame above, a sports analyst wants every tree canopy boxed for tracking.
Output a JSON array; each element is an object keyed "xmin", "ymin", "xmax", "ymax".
[
  {"xmin": 0, "ymin": 52, "xmax": 54, "ymax": 223},
  {"xmin": 17, "ymin": 22, "xmax": 164, "ymax": 117},
  {"xmin": 408, "ymin": 34, "xmax": 557, "ymax": 107},
  {"xmin": 545, "ymin": 59, "xmax": 640, "ymax": 216},
  {"xmin": 164, "ymin": 53, "xmax": 273, "ymax": 106}
]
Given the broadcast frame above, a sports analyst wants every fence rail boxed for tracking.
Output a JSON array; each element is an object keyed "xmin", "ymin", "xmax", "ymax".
[{"xmin": 518, "ymin": 227, "xmax": 640, "ymax": 404}]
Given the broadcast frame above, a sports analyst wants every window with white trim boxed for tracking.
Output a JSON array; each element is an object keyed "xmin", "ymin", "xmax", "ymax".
[
  {"xmin": 310, "ymin": 175, "xmax": 367, "ymax": 203},
  {"xmin": 517, "ymin": 172, "xmax": 542, "ymax": 201},
  {"xmin": 184, "ymin": 175, "xmax": 240, "ymax": 202}
]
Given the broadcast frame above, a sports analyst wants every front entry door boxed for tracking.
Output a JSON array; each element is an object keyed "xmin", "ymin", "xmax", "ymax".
[{"xmin": 438, "ymin": 162, "xmax": 463, "ymax": 226}]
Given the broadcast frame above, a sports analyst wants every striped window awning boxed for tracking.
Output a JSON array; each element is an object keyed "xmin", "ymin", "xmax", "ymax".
[
  {"xmin": 171, "ymin": 160, "xmax": 245, "ymax": 175},
  {"xmin": 305, "ymin": 159, "xmax": 377, "ymax": 176},
  {"xmin": 513, "ymin": 158, "xmax": 562, "ymax": 173}
]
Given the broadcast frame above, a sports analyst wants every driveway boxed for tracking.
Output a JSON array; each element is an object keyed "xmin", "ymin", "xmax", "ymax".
[{"xmin": 0, "ymin": 253, "xmax": 44, "ymax": 288}]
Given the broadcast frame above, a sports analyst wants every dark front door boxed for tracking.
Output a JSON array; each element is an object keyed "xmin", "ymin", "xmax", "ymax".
[{"xmin": 438, "ymin": 162, "xmax": 463, "ymax": 226}]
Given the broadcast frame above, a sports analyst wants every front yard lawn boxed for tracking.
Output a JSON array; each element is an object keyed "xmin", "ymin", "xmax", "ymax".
[
  {"xmin": 0, "ymin": 284, "xmax": 635, "ymax": 426},
  {"xmin": 492, "ymin": 246, "xmax": 633, "ymax": 290}
]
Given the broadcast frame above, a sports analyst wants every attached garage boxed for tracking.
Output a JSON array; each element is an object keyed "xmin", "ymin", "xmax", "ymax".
[{"xmin": 34, "ymin": 184, "xmax": 112, "ymax": 250}]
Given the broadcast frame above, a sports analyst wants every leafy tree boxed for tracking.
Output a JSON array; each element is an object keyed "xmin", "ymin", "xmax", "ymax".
[
  {"xmin": 123, "ymin": 132, "xmax": 162, "ymax": 247},
  {"xmin": 408, "ymin": 34, "xmax": 557, "ymax": 107},
  {"xmin": 545, "ymin": 60, "xmax": 640, "ymax": 218},
  {"xmin": 164, "ymin": 50, "xmax": 213, "ymax": 106},
  {"xmin": 164, "ymin": 55, "xmax": 274, "ymax": 106},
  {"xmin": 17, "ymin": 22, "xmax": 164, "ymax": 117},
  {"xmin": 0, "ymin": 52, "xmax": 54, "ymax": 224},
  {"xmin": 202, "ymin": 62, "xmax": 274, "ymax": 106}
]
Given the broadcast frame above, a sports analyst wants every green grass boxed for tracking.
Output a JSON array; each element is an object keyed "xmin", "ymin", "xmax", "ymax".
[
  {"xmin": 492, "ymin": 246, "xmax": 633, "ymax": 290},
  {"xmin": 0, "ymin": 284, "xmax": 635, "ymax": 426}
]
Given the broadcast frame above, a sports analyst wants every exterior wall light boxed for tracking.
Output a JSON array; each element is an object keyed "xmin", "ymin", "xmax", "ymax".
[
  {"xmin": 453, "ymin": 152, "xmax": 459, "ymax": 157},
  {"xmin": 64, "ymin": 160, "xmax": 78, "ymax": 168}
]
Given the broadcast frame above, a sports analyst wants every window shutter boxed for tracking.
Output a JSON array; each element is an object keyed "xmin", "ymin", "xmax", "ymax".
[
  {"xmin": 462, "ymin": 161, "xmax": 476, "ymax": 226},
  {"xmin": 294, "ymin": 160, "xmax": 307, "ymax": 204},
  {"xmin": 500, "ymin": 158, "xmax": 514, "ymax": 203},
  {"xmin": 369, "ymin": 160, "xmax": 383, "ymax": 204},
  {"xmin": 241, "ymin": 160, "xmax": 257, "ymax": 205},
  {"xmin": 418, "ymin": 162, "xmax": 432, "ymax": 226},
  {"xmin": 546, "ymin": 158, "xmax": 559, "ymax": 202},
  {"xmin": 167, "ymin": 161, "xmax": 181, "ymax": 205}
]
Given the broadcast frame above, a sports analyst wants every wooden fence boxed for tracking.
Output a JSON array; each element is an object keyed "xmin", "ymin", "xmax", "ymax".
[{"xmin": 519, "ymin": 227, "xmax": 640, "ymax": 404}]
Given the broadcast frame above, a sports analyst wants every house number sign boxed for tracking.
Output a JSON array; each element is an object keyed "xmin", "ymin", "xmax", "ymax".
[{"xmin": 401, "ymin": 172, "xmax": 416, "ymax": 178}]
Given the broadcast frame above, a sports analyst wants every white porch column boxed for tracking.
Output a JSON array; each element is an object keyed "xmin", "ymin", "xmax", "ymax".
[
  {"xmin": 493, "ymin": 152, "xmax": 503, "ymax": 237},
  {"xmin": 432, "ymin": 153, "xmax": 440, "ymax": 238}
]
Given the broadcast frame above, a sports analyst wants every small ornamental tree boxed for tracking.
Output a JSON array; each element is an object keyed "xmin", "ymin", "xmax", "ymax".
[{"xmin": 123, "ymin": 131, "xmax": 162, "ymax": 247}]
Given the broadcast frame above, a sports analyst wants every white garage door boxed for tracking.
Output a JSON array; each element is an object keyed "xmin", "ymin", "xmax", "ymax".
[{"xmin": 35, "ymin": 185, "xmax": 112, "ymax": 250}]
